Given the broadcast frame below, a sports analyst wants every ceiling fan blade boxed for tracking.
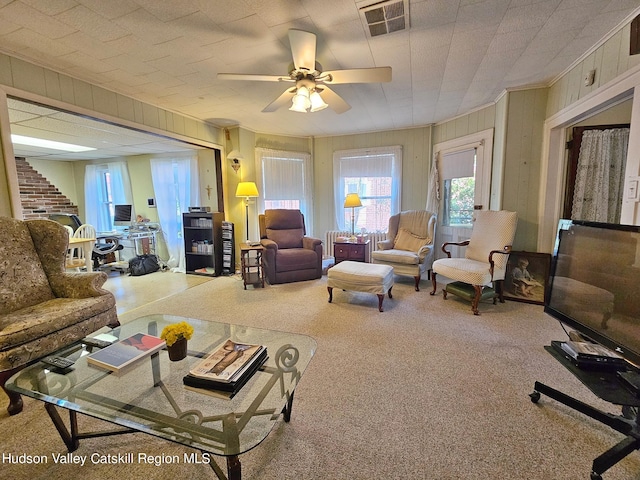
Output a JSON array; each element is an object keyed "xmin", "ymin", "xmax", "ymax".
[
  {"xmin": 317, "ymin": 86, "xmax": 351, "ymax": 114},
  {"xmin": 262, "ymin": 88, "xmax": 296, "ymax": 112},
  {"xmin": 289, "ymin": 29, "xmax": 316, "ymax": 71},
  {"xmin": 217, "ymin": 73, "xmax": 291, "ymax": 82},
  {"xmin": 321, "ymin": 67, "xmax": 392, "ymax": 84}
]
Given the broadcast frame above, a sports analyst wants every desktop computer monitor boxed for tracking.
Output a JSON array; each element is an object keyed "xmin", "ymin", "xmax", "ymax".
[{"xmin": 113, "ymin": 204, "xmax": 134, "ymax": 227}]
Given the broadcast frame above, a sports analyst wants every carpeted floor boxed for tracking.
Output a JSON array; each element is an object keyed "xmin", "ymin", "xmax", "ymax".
[{"xmin": 2, "ymin": 274, "xmax": 640, "ymax": 480}]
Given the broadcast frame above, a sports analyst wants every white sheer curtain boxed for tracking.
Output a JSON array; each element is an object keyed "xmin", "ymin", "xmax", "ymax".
[
  {"xmin": 333, "ymin": 146, "xmax": 402, "ymax": 232},
  {"xmin": 572, "ymin": 128, "xmax": 629, "ymax": 223},
  {"xmin": 84, "ymin": 161, "xmax": 133, "ymax": 231},
  {"xmin": 254, "ymin": 148, "xmax": 313, "ymax": 234},
  {"xmin": 150, "ymin": 156, "xmax": 199, "ymax": 272}
]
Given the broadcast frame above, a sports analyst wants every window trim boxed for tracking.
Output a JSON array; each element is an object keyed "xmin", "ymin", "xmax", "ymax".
[
  {"xmin": 255, "ymin": 147, "xmax": 313, "ymax": 234},
  {"xmin": 433, "ymin": 128, "xmax": 495, "ymax": 218},
  {"xmin": 333, "ymin": 145, "xmax": 402, "ymax": 232}
]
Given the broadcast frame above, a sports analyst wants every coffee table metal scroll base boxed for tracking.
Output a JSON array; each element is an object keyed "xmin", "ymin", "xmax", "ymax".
[
  {"xmin": 42, "ymin": 392, "xmax": 296, "ymax": 480},
  {"xmin": 40, "ymin": 346, "xmax": 300, "ymax": 480}
]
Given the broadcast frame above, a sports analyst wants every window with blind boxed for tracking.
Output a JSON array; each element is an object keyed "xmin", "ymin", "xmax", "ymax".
[
  {"xmin": 440, "ymin": 148, "xmax": 476, "ymax": 226},
  {"xmin": 255, "ymin": 148, "xmax": 313, "ymax": 233},
  {"xmin": 333, "ymin": 146, "xmax": 402, "ymax": 232}
]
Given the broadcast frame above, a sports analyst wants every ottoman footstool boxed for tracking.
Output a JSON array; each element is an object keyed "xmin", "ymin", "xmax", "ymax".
[{"xmin": 327, "ymin": 261, "xmax": 394, "ymax": 312}]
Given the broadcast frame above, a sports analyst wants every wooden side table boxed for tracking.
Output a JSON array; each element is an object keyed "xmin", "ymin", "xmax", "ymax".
[
  {"xmin": 334, "ymin": 240, "xmax": 370, "ymax": 264},
  {"xmin": 240, "ymin": 244, "xmax": 265, "ymax": 289}
]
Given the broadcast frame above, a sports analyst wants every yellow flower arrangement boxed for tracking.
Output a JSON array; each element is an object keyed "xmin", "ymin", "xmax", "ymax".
[{"xmin": 160, "ymin": 321, "xmax": 194, "ymax": 347}]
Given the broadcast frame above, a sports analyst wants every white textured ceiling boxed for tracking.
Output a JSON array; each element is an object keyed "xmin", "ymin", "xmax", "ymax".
[
  {"xmin": 8, "ymin": 98, "xmax": 202, "ymax": 161},
  {"xmin": 1, "ymin": 0, "xmax": 640, "ymax": 142}
]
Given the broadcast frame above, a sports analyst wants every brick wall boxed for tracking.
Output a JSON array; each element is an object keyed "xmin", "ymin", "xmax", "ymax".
[{"xmin": 15, "ymin": 157, "xmax": 79, "ymax": 220}]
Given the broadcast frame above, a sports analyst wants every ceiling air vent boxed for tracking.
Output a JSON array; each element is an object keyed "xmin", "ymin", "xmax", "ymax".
[{"xmin": 359, "ymin": 0, "xmax": 409, "ymax": 37}]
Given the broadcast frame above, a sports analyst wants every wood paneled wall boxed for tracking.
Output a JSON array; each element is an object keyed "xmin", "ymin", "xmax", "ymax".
[
  {"xmin": 547, "ymin": 22, "xmax": 640, "ymax": 119},
  {"xmin": 432, "ymin": 105, "xmax": 496, "ymax": 144},
  {"xmin": 312, "ymin": 127, "xmax": 432, "ymax": 238},
  {"xmin": 501, "ymin": 88, "xmax": 548, "ymax": 251}
]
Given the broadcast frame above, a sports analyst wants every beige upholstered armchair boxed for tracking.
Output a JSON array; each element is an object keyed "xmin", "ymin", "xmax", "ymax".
[
  {"xmin": 0, "ymin": 217, "xmax": 119, "ymax": 415},
  {"xmin": 430, "ymin": 210, "xmax": 518, "ymax": 315},
  {"xmin": 259, "ymin": 209, "xmax": 323, "ymax": 284},
  {"xmin": 371, "ymin": 210, "xmax": 437, "ymax": 291}
]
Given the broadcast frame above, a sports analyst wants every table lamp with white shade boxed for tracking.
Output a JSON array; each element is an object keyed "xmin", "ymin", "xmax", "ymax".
[{"xmin": 236, "ymin": 181, "xmax": 259, "ymax": 244}]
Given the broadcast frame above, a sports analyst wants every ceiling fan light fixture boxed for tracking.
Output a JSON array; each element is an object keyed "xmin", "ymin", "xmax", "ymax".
[
  {"xmin": 309, "ymin": 91, "xmax": 328, "ymax": 112},
  {"xmin": 290, "ymin": 86, "xmax": 311, "ymax": 112}
]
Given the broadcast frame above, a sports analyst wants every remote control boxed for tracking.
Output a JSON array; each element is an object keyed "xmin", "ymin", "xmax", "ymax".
[
  {"xmin": 41, "ymin": 356, "xmax": 74, "ymax": 370},
  {"xmin": 82, "ymin": 337, "xmax": 113, "ymax": 348}
]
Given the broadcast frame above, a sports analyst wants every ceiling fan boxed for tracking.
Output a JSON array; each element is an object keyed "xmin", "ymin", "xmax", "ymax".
[{"xmin": 217, "ymin": 29, "xmax": 392, "ymax": 114}]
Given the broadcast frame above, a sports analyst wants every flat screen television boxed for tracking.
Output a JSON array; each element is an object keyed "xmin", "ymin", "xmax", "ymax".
[
  {"xmin": 545, "ymin": 219, "xmax": 640, "ymax": 366},
  {"xmin": 113, "ymin": 204, "xmax": 134, "ymax": 227}
]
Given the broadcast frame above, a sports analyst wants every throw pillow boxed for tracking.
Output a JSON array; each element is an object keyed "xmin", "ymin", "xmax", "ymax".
[{"xmin": 393, "ymin": 228, "xmax": 431, "ymax": 252}]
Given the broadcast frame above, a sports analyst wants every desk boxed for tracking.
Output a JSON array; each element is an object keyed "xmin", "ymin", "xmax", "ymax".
[
  {"xmin": 97, "ymin": 230, "xmax": 158, "ymax": 260},
  {"xmin": 6, "ymin": 314, "xmax": 316, "ymax": 480},
  {"xmin": 124, "ymin": 229, "xmax": 157, "ymax": 256},
  {"xmin": 67, "ymin": 237, "xmax": 95, "ymax": 272}
]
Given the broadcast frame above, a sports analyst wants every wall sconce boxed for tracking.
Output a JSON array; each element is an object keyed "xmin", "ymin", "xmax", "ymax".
[{"xmin": 227, "ymin": 150, "xmax": 244, "ymax": 174}]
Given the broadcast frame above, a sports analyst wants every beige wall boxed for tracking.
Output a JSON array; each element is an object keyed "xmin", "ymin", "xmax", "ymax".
[
  {"xmin": 547, "ymin": 23, "xmax": 640, "ymax": 120},
  {"xmin": 312, "ymin": 127, "xmax": 433, "ymax": 239},
  {"xmin": 226, "ymin": 128, "xmax": 313, "ymax": 243},
  {"xmin": 574, "ymin": 98, "xmax": 633, "ymax": 127},
  {"xmin": 197, "ymin": 149, "xmax": 220, "ymax": 213},
  {"xmin": 433, "ymin": 105, "xmax": 496, "ymax": 144},
  {"xmin": 27, "ymin": 158, "xmax": 80, "ymax": 207},
  {"xmin": 501, "ymin": 88, "xmax": 548, "ymax": 251}
]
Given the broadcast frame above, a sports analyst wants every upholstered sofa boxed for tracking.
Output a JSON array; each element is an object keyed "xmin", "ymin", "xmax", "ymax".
[
  {"xmin": 259, "ymin": 209, "xmax": 323, "ymax": 284},
  {"xmin": 0, "ymin": 217, "xmax": 119, "ymax": 414}
]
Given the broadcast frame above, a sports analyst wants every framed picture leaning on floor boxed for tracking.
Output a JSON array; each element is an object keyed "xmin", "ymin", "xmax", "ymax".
[{"xmin": 503, "ymin": 251, "xmax": 551, "ymax": 305}]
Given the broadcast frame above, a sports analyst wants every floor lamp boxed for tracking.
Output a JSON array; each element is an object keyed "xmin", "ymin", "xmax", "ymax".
[
  {"xmin": 344, "ymin": 193, "xmax": 362, "ymax": 237},
  {"xmin": 236, "ymin": 181, "xmax": 259, "ymax": 243}
]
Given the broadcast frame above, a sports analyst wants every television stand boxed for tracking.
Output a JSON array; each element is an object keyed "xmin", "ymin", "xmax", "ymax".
[{"xmin": 531, "ymin": 343, "xmax": 640, "ymax": 479}]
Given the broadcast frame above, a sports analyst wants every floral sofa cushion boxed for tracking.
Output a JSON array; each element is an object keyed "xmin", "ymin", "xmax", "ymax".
[{"xmin": 0, "ymin": 216, "xmax": 55, "ymax": 314}]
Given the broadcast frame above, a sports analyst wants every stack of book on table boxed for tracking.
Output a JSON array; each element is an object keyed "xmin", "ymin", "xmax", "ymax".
[{"xmin": 183, "ymin": 339, "xmax": 267, "ymax": 398}]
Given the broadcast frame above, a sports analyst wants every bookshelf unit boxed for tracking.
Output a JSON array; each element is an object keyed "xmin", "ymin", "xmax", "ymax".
[
  {"xmin": 221, "ymin": 221, "xmax": 235, "ymax": 275},
  {"xmin": 183, "ymin": 212, "xmax": 224, "ymax": 276}
]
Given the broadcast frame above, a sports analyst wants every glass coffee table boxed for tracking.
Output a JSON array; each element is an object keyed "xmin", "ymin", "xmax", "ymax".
[{"xmin": 6, "ymin": 314, "xmax": 316, "ymax": 480}]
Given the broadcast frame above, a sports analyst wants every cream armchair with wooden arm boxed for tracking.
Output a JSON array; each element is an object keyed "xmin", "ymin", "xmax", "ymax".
[
  {"xmin": 430, "ymin": 210, "xmax": 518, "ymax": 315},
  {"xmin": 371, "ymin": 210, "xmax": 437, "ymax": 291}
]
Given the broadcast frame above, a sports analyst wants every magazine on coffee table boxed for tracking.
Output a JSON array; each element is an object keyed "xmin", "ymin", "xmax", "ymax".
[
  {"xmin": 87, "ymin": 332, "xmax": 166, "ymax": 372},
  {"xmin": 187, "ymin": 339, "xmax": 266, "ymax": 383},
  {"xmin": 183, "ymin": 349, "xmax": 268, "ymax": 397}
]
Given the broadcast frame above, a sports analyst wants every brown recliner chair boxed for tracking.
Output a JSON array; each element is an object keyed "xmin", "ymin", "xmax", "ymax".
[{"xmin": 259, "ymin": 209, "xmax": 323, "ymax": 284}]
